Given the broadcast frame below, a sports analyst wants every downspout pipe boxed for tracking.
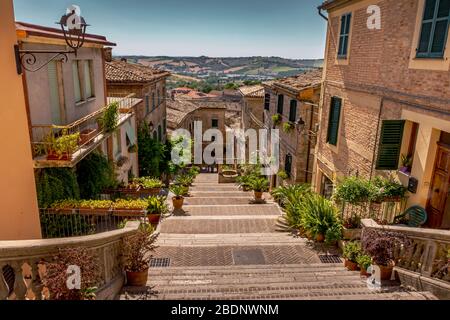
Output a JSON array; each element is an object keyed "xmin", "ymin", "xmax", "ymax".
[{"xmin": 318, "ymin": 6, "xmax": 329, "ymax": 21}]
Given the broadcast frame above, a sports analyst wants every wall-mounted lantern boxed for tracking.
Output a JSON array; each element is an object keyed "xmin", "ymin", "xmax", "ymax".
[{"xmin": 15, "ymin": 6, "xmax": 89, "ymax": 74}]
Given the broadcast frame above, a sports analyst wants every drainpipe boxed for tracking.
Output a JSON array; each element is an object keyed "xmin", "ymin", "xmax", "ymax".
[
  {"xmin": 318, "ymin": 6, "xmax": 329, "ymax": 21},
  {"xmin": 370, "ymin": 97, "xmax": 385, "ymax": 180}
]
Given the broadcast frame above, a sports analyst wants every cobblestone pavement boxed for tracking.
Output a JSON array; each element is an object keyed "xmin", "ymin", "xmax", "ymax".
[{"xmin": 120, "ymin": 174, "xmax": 434, "ymax": 300}]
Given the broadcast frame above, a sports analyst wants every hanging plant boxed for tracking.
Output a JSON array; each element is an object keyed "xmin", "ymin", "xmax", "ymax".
[
  {"xmin": 283, "ymin": 122, "xmax": 295, "ymax": 134},
  {"xmin": 272, "ymin": 114, "xmax": 282, "ymax": 126}
]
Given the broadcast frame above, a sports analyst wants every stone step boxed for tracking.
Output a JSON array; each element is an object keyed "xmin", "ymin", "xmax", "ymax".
[
  {"xmin": 160, "ymin": 218, "xmax": 280, "ymax": 234},
  {"xmin": 190, "ymin": 186, "xmax": 241, "ymax": 192},
  {"xmin": 178, "ymin": 204, "xmax": 282, "ymax": 216},
  {"xmin": 183, "ymin": 197, "xmax": 267, "ymax": 206},
  {"xmin": 156, "ymin": 233, "xmax": 304, "ymax": 246},
  {"xmin": 190, "ymin": 192, "xmax": 251, "ymax": 197}
]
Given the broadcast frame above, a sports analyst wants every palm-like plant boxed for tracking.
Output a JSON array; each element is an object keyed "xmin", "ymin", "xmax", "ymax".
[
  {"xmin": 248, "ymin": 177, "xmax": 269, "ymax": 193},
  {"xmin": 300, "ymin": 194, "xmax": 342, "ymax": 243},
  {"xmin": 147, "ymin": 196, "xmax": 169, "ymax": 215},
  {"xmin": 271, "ymin": 184, "xmax": 312, "ymax": 207},
  {"xmin": 170, "ymin": 185, "xmax": 188, "ymax": 198}
]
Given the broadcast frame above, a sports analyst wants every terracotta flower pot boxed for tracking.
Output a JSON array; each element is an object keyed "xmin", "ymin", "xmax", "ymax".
[
  {"xmin": 126, "ymin": 269, "xmax": 149, "ymax": 287},
  {"xmin": 316, "ymin": 233, "xmax": 325, "ymax": 243},
  {"xmin": 254, "ymin": 191, "xmax": 263, "ymax": 200},
  {"xmin": 173, "ymin": 197, "xmax": 184, "ymax": 210},
  {"xmin": 345, "ymin": 260, "xmax": 359, "ymax": 271},
  {"xmin": 147, "ymin": 213, "xmax": 161, "ymax": 225},
  {"xmin": 378, "ymin": 264, "xmax": 394, "ymax": 281}
]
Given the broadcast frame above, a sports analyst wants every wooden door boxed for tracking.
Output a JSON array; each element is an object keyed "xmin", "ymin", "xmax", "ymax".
[{"xmin": 426, "ymin": 144, "xmax": 450, "ymax": 228}]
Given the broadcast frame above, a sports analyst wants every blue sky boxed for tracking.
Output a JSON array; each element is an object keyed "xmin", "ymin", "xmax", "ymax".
[{"xmin": 13, "ymin": 0, "xmax": 327, "ymax": 59}]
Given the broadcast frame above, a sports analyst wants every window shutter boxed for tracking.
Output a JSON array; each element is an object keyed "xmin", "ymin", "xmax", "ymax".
[
  {"xmin": 327, "ymin": 97, "xmax": 342, "ymax": 146},
  {"xmin": 72, "ymin": 61, "xmax": 82, "ymax": 103},
  {"xmin": 338, "ymin": 14, "xmax": 351, "ymax": 57},
  {"xmin": 277, "ymin": 95, "xmax": 284, "ymax": 115},
  {"xmin": 376, "ymin": 120, "xmax": 405, "ymax": 170},
  {"xmin": 48, "ymin": 61, "xmax": 62, "ymax": 125},
  {"xmin": 264, "ymin": 94, "xmax": 270, "ymax": 110},
  {"xmin": 84, "ymin": 61, "xmax": 93, "ymax": 98},
  {"xmin": 289, "ymin": 100, "xmax": 297, "ymax": 123}
]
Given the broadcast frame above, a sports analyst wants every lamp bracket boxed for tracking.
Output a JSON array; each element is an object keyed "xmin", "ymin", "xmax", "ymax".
[{"xmin": 15, "ymin": 45, "xmax": 76, "ymax": 75}]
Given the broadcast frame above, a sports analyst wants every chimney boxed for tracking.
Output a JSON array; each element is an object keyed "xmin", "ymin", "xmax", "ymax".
[{"xmin": 103, "ymin": 47, "xmax": 113, "ymax": 62}]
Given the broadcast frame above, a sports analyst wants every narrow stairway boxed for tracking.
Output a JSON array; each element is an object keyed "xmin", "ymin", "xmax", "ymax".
[{"xmin": 120, "ymin": 173, "xmax": 435, "ymax": 300}]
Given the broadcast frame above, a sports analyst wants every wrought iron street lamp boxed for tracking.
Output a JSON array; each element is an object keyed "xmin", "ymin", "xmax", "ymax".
[{"xmin": 15, "ymin": 6, "xmax": 89, "ymax": 74}]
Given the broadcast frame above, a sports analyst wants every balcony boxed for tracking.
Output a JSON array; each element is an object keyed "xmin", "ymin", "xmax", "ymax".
[{"xmin": 31, "ymin": 95, "xmax": 138, "ymax": 169}]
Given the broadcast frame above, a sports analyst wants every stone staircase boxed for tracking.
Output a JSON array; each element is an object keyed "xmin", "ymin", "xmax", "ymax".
[{"xmin": 120, "ymin": 173, "xmax": 436, "ymax": 300}]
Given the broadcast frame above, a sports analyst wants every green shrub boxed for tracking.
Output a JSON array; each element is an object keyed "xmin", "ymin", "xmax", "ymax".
[
  {"xmin": 248, "ymin": 177, "xmax": 269, "ymax": 192},
  {"xmin": 356, "ymin": 254, "xmax": 372, "ymax": 270},
  {"xmin": 333, "ymin": 176, "xmax": 376, "ymax": 204},
  {"xmin": 99, "ymin": 102, "xmax": 119, "ymax": 133},
  {"xmin": 36, "ymin": 168, "xmax": 80, "ymax": 208},
  {"xmin": 170, "ymin": 185, "xmax": 189, "ymax": 197},
  {"xmin": 134, "ymin": 177, "xmax": 163, "ymax": 189},
  {"xmin": 147, "ymin": 196, "xmax": 169, "ymax": 215},
  {"xmin": 300, "ymin": 194, "xmax": 342, "ymax": 243},
  {"xmin": 343, "ymin": 241, "xmax": 362, "ymax": 263}
]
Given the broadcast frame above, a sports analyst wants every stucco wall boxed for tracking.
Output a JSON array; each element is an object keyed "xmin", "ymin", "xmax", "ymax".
[
  {"xmin": 0, "ymin": 0, "xmax": 41, "ymax": 240},
  {"xmin": 23, "ymin": 43, "xmax": 106, "ymax": 126}
]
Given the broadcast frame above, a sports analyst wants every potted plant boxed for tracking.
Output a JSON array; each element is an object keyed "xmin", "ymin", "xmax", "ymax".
[
  {"xmin": 46, "ymin": 131, "xmax": 80, "ymax": 161},
  {"xmin": 248, "ymin": 177, "xmax": 269, "ymax": 201},
  {"xmin": 171, "ymin": 185, "xmax": 188, "ymax": 210},
  {"xmin": 277, "ymin": 170, "xmax": 289, "ymax": 183},
  {"xmin": 342, "ymin": 215, "xmax": 362, "ymax": 240},
  {"xmin": 342, "ymin": 241, "xmax": 362, "ymax": 271},
  {"xmin": 42, "ymin": 248, "xmax": 100, "ymax": 300},
  {"xmin": 236, "ymin": 174, "xmax": 256, "ymax": 192},
  {"xmin": 79, "ymin": 128, "xmax": 97, "ymax": 146},
  {"xmin": 357, "ymin": 254, "xmax": 372, "ymax": 277},
  {"xmin": 49, "ymin": 199, "xmax": 80, "ymax": 214},
  {"xmin": 272, "ymin": 114, "xmax": 282, "ymax": 126},
  {"xmin": 333, "ymin": 176, "xmax": 376, "ymax": 205},
  {"xmin": 175, "ymin": 174, "xmax": 194, "ymax": 187},
  {"xmin": 113, "ymin": 199, "xmax": 148, "ymax": 215},
  {"xmin": 372, "ymin": 177, "xmax": 407, "ymax": 203},
  {"xmin": 283, "ymin": 122, "xmax": 295, "ymax": 134},
  {"xmin": 147, "ymin": 196, "xmax": 168, "ymax": 225},
  {"xmin": 98, "ymin": 102, "xmax": 119, "ymax": 133},
  {"xmin": 78, "ymin": 200, "xmax": 113, "ymax": 215},
  {"xmin": 399, "ymin": 154, "xmax": 413, "ymax": 173},
  {"xmin": 362, "ymin": 228, "xmax": 410, "ymax": 280},
  {"xmin": 300, "ymin": 194, "xmax": 342, "ymax": 243},
  {"xmin": 135, "ymin": 177, "xmax": 164, "ymax": 196},
  {"xmin": 123, "ymin": 228, "xmax": 158, "ymax": 287}
]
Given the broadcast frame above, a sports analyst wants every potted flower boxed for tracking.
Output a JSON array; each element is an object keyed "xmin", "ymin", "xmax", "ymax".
[
  {"xmin": 357, "ymin": 254, "xmax": 372, "ymax": 277},
  {"xmin": 78, "ymin": 200, "xmax": 113, "ymax": 215},
  {"xmin": 123, "ymin": 229, "xmax": 158, "ymax": 287},
  {"xmin": 50, "ymin": 199, "xmax": 80, "ymax": 214},
  {"xmin": 399, "ymin": 154, "xmax": 413, "ymax": 173},
  {"xmin": 113, "ymin": 199, "xmax": 148, "ymax": 216},
  {"xmin": 342, "ymin": 241, "xmax": 362, "ymax": 271},
  {"xmin": 175, "ymin": 174, "xmax": 194, "ymax": 187},
  {"xmin": 372, "ymin": 177, "xmax": 407, "ymax": 203},
  {"xmin": 248, "ymin": 177, "xmax": 269, "ymax": 201},
  {"xmin": 147, "ymin": 196, "xmax": 168, "ymax": 225},
  {"xmin": 362, "ymin": 228, "xmax": 410, "ymax": 280},
  {"xmin": 136, "ymin": 177, "xmax": 164, "ymax": 196},
  {"xmin": 171, "ymin": 185, "xmax": 188, "ymax": 210}
]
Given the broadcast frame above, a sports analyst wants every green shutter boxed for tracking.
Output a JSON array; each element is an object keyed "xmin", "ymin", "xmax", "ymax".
[
  {"xmin": 289, "ymin": 100, "xmax": 297, "ymax": 122},
  {"xmin": 376, "ymin": 120, "xmax": 405, "ymax": 170},
  {"xmin": 264, "ymin": 94, "xmax": 271, "ymax": 110},
  {"xmin": 277, "ymin": 95, "xmax": 284, "ymax": 115},
  {"xmin": 327, "ymin": 97, "xmax": 342, "ymax": 146}
]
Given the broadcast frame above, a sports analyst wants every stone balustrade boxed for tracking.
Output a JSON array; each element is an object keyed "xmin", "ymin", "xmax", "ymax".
[
  {"xmin": 0, "ymin": 221, "xmax": 140, "ymax": 300},
  {"xmin": 361, "ymin": 219, "xmax": 450, "ymax": 299}
]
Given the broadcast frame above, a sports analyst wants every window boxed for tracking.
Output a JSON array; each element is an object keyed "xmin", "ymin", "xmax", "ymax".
[
  {"xmin": 320, "ymin": 174, "xmax": 334, "ymax": 200},
  {"xmin": 83, "ymin": 61, "xmax": 94, "ymax": 98},
  {"xmin": 264, "ymin": 94, "xmax": 271, "ymax": 111},
  {"xmin": 153, "ymin": 131, "xmax": 157, "ymax": 140},
  {"xmin": 285, "ymin": 154, "xmax": 293, "ymax": 177},
  {"xmin": 327, "ymin": 97, "xmax": 342, "ymax": 146},
  {"xmin": 72, "ymin": 61, "xmax": 82, "ymax": 103},
  {"xmin": 212, "ymin": 119, "xmax": 219, "ymax": 128},
  {"xmin": 277, "ymin": 95, "xmax": 284, "ymax": 115},
  {"xmin": 289, "ymin": 100, "xmax": 298, "ymax": 123},
  {"xmin": 48, "ymin": 61, "xmax": 62, "ymax": 125},
  {"xmin": 417, "ymin": 0, "xmax": 450, "ymax": 58},
  {"xmin": 338, "ymin": 13, "xmax": 352, "ymax": 58},
  {"xmin": 376, "ymin": 120, "xmax": 406, "ymax": 170},
  {"xmin": 152, "ymin": 92, "xmax": 156, "ymax": 110},
  {"xmin": 145, "ymin": 95, "xmax": 150, "ymax": 114},
  {"xmin": 163, "ymin": 118, "xmax": 166, "ymax": 134},
  {"xmin": 158, "ymin": 125, "xmax": 162, "ymax": 142},
  {"xmin": 113, "ymin": 130, "xmax": 122, "ymax": 157}
]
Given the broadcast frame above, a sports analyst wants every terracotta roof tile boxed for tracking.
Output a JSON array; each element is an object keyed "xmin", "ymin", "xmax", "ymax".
[
  {"xmin": 270, "ymin": 69, "xmax": 323, "ymax": 93},
  {"xmin": 106, "ymin": 60, "xmax": 170, "ymax": 84},
  {"xmin": 239, "ymin": 85, "xmax": 265, "ymax": 98}
]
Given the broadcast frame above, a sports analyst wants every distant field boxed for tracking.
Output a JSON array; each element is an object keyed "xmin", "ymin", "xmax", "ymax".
[
  {"xmin": 169, "ymin": 74, "xmax": 201, "ymax": 83},
  {"xmin": 270, "ymin": 66, "xmax": 298, "ymax": 73}
]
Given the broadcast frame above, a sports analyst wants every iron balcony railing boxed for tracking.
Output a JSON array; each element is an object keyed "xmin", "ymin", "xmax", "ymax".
[{"xmin": 30, "ymin": 94, "xmax": 137, "ymax": 167}]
